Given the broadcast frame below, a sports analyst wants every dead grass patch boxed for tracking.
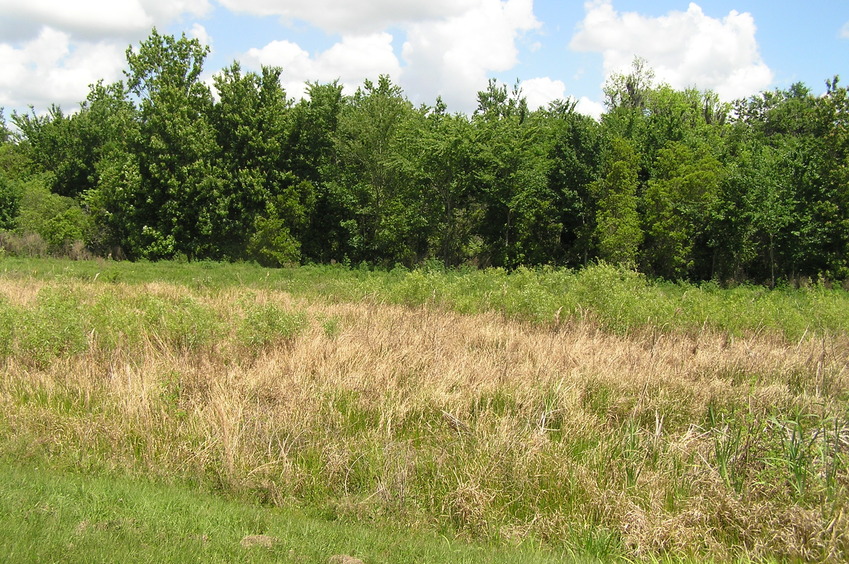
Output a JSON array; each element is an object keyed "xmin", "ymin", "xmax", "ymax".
[{"xmin": 0, "ymin": 276, "xmax": 847, "ymax": 560}]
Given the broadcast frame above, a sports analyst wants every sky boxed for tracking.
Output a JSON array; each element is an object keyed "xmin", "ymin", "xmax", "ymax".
[{"xmin": 0, "ymin": 1, "xmax": 847, "ymax": 120}]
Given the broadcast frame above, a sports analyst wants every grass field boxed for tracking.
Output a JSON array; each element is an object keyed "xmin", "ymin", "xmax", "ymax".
[
  {"xmin": 0, "ymin": 457, "xmax": 578, "ymax": 564},
  {"xmin": 1, "ymin": 258, "xmax": 847, "ymax": 562}
]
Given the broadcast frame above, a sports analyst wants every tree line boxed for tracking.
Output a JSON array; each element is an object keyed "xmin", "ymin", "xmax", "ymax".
[{"xmin": 0, "ymin": 30, "xmax": 847, "ymax": 284}]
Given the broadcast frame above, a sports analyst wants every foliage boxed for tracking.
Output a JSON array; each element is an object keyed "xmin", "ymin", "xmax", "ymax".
[
  {"xmin": 0, "ymin": 174, "xmax": 20, "ymax": 231},
  {"xmin": 123, "ymin": 29, "xmax": 221, "ymax": 260},
  {"xmin": 543, "ymin": 107, "xmax": 602, "ymax": 266},
  {"xmin": 330, "ymin": 75, "xmax": 425, "ymax": 266},
  {"xmin": 642, "ymin": 141, "xmax": 723, "ymax": 279},
  {"xmin": 0, "ymin": 112, "xmax": 26, "ymax": 232},
  {"xmin": 4, "ymin": 30, "xmax": 849, "ymax": 285},
  {"xmin": 591, "ymin": 137, "xmax": 642, "ymax": 267},
  {"xmin": 213, "ymin": 63, "xmax": 314, "ymax": 262},
  {"xmin": 14, "ymin": 178, "xmax": 90, "ymax": 250}
]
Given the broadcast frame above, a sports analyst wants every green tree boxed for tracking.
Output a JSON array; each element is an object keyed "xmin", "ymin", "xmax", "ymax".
[
  {"xmin": 469, "ymin": 80, "xmax": 553, "ymax": 267},
  {"xmin": 726, "ymin": 80, "xmax": 846, "ymax": 281},
  {"xmin": 288, "ymin": 81, "xmax": 346, "ymax": 263},
  {"xmin": 211, "ymin": 63, "xmax": 314, "ymax": 264},
  {"xmin": 543, "ymin": 104, "xmax": 602, "ymax": 266},
  {"xmin": 331, "ymin": 76, "xmax": 423, "ymax": 265},
  {"xmin": 124, "ymin": 29, "xmax": 221, "ymax": 260},
  {"xmin": 12, "ymin": 106, "xmax": 85, "ymax": 198},
  {"xmin": 0, "ymin": 109, "xmax": 23, "ymax": 231},
  {"xmin": 390, "ymin": 98, "xmax": 478, "ymax": 267},
  {"xmin": 601, "ymin": 58, "xmax": 654, "ymax": 149},
  {"xmin": 811, "ymin": 77, "xmax": 849, "ymax": 279},
  {"xmin": 0, "ymin": 174, "xmax": 19, "ymax": 231},
  {"xmin": 9, "ymin": 104, "xmax": 105, "ymax": 252},
  {"xmin": 591, "ymin": 137, "xmax": 643, "ymax": 267},
  {"xmin": 711, "ymin": 140, "xmax": 798, "ymax": 284},
  {"xmin": 68, "ymin": 80, "xmax": 142, "ymax": 257},
  {"xmin": 602, "ymin": 58, "xmax": 729, "ymax": 177},
  {"xmin": 641, "ymin": 142, "xmax": 723, "ymax": 279}
]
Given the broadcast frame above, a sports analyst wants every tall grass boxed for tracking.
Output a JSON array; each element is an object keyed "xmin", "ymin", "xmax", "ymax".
[
  {"xmin": 4, "ymin": 257, "xmax": 849, "ymax": 340},
  {"xmin": 1, "ymin": 259, "xmax": 848, "ymax": 561},
  {"xmin": 0, "ymin": 458, "xmax": 576, "ymax": 564}
]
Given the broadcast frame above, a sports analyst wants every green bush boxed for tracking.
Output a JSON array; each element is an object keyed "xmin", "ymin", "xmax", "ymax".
[
  {"xmin": 138, "ymin": 295, "xmax": 222, "ymax": 351},
  {"xmin": 247, "ymin": 217, "xmax": 300, "ymax": 267},
  {"xmin": 237, "ymin": 301, "xmax": 308, "ymax": 350},
  {"xmin": 15, "ymin": 287, "xmax": 89, "ymax": 366},
  {"xmin": 0, "ymin": 174, "xmax": 21, "ymax": 231},
  {"xmin": 14, "ymin": 178, "xmax": 90, "ymax": 252}
]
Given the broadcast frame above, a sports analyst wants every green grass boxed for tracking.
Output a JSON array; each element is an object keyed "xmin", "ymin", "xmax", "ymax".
[
  {"xmin": 1, "ymin": 257, "xmax": 847, "ymax": 561},
  {"xmin": 3, "ymin": 256, "xmax": 848, "ymax": 340},
  {"xmin": 0, "ymin": 457, "xmax": 583, "ymax": 564}
]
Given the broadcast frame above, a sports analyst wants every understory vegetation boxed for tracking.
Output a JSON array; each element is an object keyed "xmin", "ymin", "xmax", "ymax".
[{"xmin": 1, "ymin": 258, "xmax": 847, "ymax": 561}]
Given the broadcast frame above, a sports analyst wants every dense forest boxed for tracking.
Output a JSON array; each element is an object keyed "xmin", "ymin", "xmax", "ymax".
[{"xmin": 0, "ymin": 30, "xmax": 847, "ymax": 284}]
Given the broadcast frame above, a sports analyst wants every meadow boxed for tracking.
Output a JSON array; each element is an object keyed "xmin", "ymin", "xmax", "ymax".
[{"xmin": 1, "ymin": 257, "xmax": 847, "ymax": 562}]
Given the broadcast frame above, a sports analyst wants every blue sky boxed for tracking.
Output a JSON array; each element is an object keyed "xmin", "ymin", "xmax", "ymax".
[{"xmin": 1, "ymin": 1, "xmax": 847, "ymax": 119}]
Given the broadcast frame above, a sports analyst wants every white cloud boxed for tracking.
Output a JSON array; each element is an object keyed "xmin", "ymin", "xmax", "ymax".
[
  {"xmin": 841, "ymin": 21, "xmax": 849, "ymax": 40},
  {"xmin": 238, "ymin": 0, "xmax": 540, "ymax": 112},
  {"xmin": 570, "ymin": 0, "xmax": 773, "ymax": 101},
  {"xmin": 0, "ymin": 1, "xmax": 214, "ymax": 111},
  {"xmin": 0, "ymin": 0, "xmax": 210, "ymax": 41},
  {"xmin": 243, "ymin": 33, "xmax": 401, "ymax": 98},
  {"xmin": 401, "ymin": 0, "xmax": 540, "ymax": 111},
  {"xmin": 216, "ymin": 0, "xmax": 479, "ymax": 34},
  {"xmin": 575, "ymin": 96, "xmax": 604, "ymax": 120},
  {"xmin": 0, "ymin": 27, "xmax": 126, "ymax": 110},
  {"xmin": 318, "ymin": 34, "xmax": 401, "ymax": 83},
  {"xmin": 188, "ymin": 23, "xmax": 212, "ymax": 50},
  {"xmin": 140, "ymin": 0, "xmax": 212, "ymax": 25},
  {"xmin": 0, "ymin": 0, "xmax": 149, "ymax": 41},
  {"xmin": 521, "ymin": 77, "xmax": 566, "ymax": 110}
]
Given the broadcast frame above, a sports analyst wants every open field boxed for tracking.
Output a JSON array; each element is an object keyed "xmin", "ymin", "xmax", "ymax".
[{"xmin": 1, "ymin": 258, "xmax": 848, "ymax": 561}]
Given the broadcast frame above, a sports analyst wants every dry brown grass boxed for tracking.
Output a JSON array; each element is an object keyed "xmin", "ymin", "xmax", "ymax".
[{"xmin": 1, "ymin": 277, "xmax": 847, "ymax": 561}]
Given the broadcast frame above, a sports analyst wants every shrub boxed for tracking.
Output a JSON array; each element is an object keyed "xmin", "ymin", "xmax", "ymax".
[
  {"xmin": 0, "ymin": 174, "xmax": 21, "ymax": 230},
  {"xmin": 237, "ymin": 302, "xmax": 308, "ymax": 350},
  {"xmin": 0, "ymin": 231, "xmax": 49, "ymax": 257},
  {"xmin": 14, "ymin": 178, "xmax": 92, "ymax": 253}
]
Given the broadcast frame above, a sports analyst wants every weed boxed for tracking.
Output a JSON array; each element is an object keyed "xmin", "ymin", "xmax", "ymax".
[
  {"xmin": 237, "ymin": 302, "xmax": 308, "ymax": 351},
  {"xmin": 707, "ymin": 405, "xmax": 749, "ymax": 494},
  {"xmin": 15, "ymin": 287, "xmax": 88, "ymax": 366},
  {"xmin": 321, "ymin": 316, "xmax": 341, "ymax": 339},
  {"xmin": 0, "ymin": 259, "xmax": 847, "ymax": 561}
]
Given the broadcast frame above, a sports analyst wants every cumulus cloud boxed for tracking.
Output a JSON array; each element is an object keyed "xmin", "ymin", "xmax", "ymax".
[
  {"xmin": 575, "ymin": 97, "xmax": 604, "ymax": 120},
  {"xmin": 188, "ymin": 23, "xmax": 212, "ymax": 50},
  {"xmin": 0, "ymin": 27, "xmax": 126, "ymax": 110},
  {"xmin": 139, "ymin": 0, "xmax": 212, "ymax": 25},
  {"xmin": 521, "ymin": 77, "xmax": 566, "ymax": 110},
  {"xmin": 570, "ymin": 0, "xmax": 773, "ymax": 101},
  {"xmin": 242, "ymin": 33, "xmax": 401, "ymax": 98},
  {"xmin": 401, "ymin": 0, "xmax": 540, "ymax": 111},
  {"xmin": 0, "ymin": 0, "xmax": 215, "ymax": 111},
  {"xmin": 0, "ymin": 0, "xmax": 210, "ymax": 41},
  {"xmin": 0, "ymin": 0, "xmax": 541, "ymax": 116},
  {"xmin": 216, "ymin": 0, "xmax": 479, "ymax": 34},
  {"xmin": 236, "ymin": 0, "xmax": 540, "ymax": 111},
  {"xmin": 841, "ymin": 21, "xmax": 849, "ymax": 40}
]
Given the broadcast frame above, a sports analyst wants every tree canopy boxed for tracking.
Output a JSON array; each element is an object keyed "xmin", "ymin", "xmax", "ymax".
[{"xmin": 3, "ymin": 33, "xmax": 847, "ymax": 284}]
